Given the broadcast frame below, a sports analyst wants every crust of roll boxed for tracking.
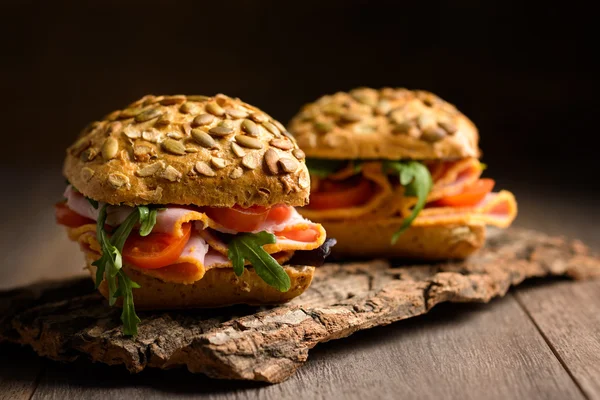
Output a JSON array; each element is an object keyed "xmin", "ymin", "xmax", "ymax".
[
  {"xmin": 288, "ymin": 88, "xmax": 480, "ymax": 161},
  {"xmin": 322, "ymin": 219, "xmax": 486, "ymax": 260},
  {"xmin": 65, "ymin": 94, "xmax": 309, "ymax": 208},
  {"xmin": 87, "ymin": 262, "xmax": 315, "ymax": 309}
]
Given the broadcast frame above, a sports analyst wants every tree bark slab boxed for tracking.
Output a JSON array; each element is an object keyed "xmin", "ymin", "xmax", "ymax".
[{"xmin": 1, "ymin": 228, "xmax": 599, "ymax": 383}]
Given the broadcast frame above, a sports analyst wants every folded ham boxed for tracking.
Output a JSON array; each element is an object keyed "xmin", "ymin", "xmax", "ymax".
[
  {"xmin": 64, "ymin": 186, "xmax": 326, "ymax": 284},
  {"xmin": 300, "ymin": 158, "xmax": 517, "ymax": 229},
  {"xmin": 414, "ymin": 191, "xmax": 517, "ymax": 228}
]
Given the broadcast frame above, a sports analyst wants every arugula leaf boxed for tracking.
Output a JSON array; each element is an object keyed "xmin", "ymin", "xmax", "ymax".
[
  {"xmin": 351, "ymin": 160, "xmax": 364, "ymax": 174},
  {"xmin": 479, "ymin": 162, "xmax": 488, "ymax": 171},
  {"xmin": 116, "ymin": 271, "xmax": 142, "ymax": 336},
  {"xmin": 227, "ymin": 232, "xmax": 291, "ymax": 292},
  {"xmin": 305, "ymin": 158, "xmax": 348, "ymax": 178},
  {"xmin": 139, "ymin": 207, "xmax": 159, "ymax": 237},
  {"xmin": 306, "ymin": 158, "xmax": 365, "ymax": 179},
  {"xmin": 87, "ymin": 198, "xmax": 99, "ymax": 209},
  {"xmin": 111, "ymin": 209, "xmax": 142, "ymax": 248},
  {"xmin": 92, "ymin": 206, "xmax": 117, "ymax": 292},
  {"xmin": 228, "ymin": 239, "xmax": 246, "ymax": 277},
  {"xmin": 138, "ymin": 206, "xmax": 149, "ymax": 231},
  {"xmin": 67, "ymin": 179, "xmax": 162, "ymax": 335},
  {"xmin": 93, "ymin": 204, "xmax": 151, "ymax": 336},
  {"xmin": 383, "ymin": 161, "xmax": 433, "ymax": 244}
]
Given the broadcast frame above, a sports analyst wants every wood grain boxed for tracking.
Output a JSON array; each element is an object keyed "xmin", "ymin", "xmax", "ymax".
[
  {"xmin": 25, "ymin": 298, "xmax": 585, "ymax": 400},
  {"xmin": 511, "ymin": 185, "xmax": 600, "ymax": 398},
  {"xmin": 516, "ymin": 279, "xmax": 600, "ymax": 399},
  {"xmin": 277, "ymin": 297, "xmax": 585, "ymax": 400},
  {"xmin": 1, "ymin": 228, "xmax": 598, "ymax": 385},
  {"xmin": 0, "ymin": 345, "xmax": 43, "ymax": 400}
]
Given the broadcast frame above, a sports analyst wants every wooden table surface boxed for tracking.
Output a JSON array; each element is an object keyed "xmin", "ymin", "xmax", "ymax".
[{"xmin": 1, "ymin": 169, "xmax": 599, "ymax": 400}]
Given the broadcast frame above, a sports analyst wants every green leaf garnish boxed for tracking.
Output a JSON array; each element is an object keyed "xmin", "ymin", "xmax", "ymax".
[
  {"xmin": 228, "ymin": 239, "xmax": 246, "ymax": 277},
  {"xmin": 352, "ymin": 160, "xmax": 364, "ymax": 174},
  {"xmin": 305, "ymin": 158, "xmax": 348, "ymax": 178},
  {"xmin": 137, "ymin": 206, "xmax": 155, "ymax": 237},
  {"xmin": 227, "ymin": 231, "xmax": 291, "ymax": 292},
  {"xmin": 92, "ymin": 206, "xmax": 120, "ymax": 300},
  {"xmin": 92, "ymin": 204, "xmax": 160, "ymax": 336},
  {"xmin": 383, "ymin": 161, "xmax": 433, "ymax": 244},
  {"xmin": 87, "ymin": 198, "xmax": 99, "ymax": 209},
  {"xmin": 479, "ymin": 162, "xmax": 488, "ymax": 171},
  {"xmin": 117, "ymin": 271, "xmax": 142, "ymax": 336},
  {"xmin": 139, "ymin": 207, "xmax": 164, "ymax": 236},
  {"xmin": 110, "ymin": 209, "xmax": 143, "ymax": 256}
]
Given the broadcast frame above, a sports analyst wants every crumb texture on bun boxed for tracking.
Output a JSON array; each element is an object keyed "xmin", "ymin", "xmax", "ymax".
[
  {"xmin": 64, "ymin": 94, "xmax": 310, "ymax": 207},
  {"xmin": 288, "ymin": 88, "xmax": 480, "ymax": 161}
]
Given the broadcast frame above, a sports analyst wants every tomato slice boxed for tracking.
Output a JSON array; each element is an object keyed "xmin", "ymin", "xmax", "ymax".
[
  {"xmin": 308, "ymin": 178, "xmax": 374, "ymax": 210},
  {"xmin": 435, "ymin": 178, "xmax": 495, "ymax": 207},
  {"xmin": 275, "ymin": 226, "xmax": 319, "ymax": 242},
  {"xmin": 267, "ymin": 204, "xmax": 292, "ymax": 225},
  {"xmin": 123, "ymin": 223, "xmax": 192, "ymax": 269},
  {"xmin": 204, "ymin": 205, "xmax": 270, "ymax": 232},
  {"xmin": 55, "ymin": 202, "xmax": 95, "ymax": 228}
]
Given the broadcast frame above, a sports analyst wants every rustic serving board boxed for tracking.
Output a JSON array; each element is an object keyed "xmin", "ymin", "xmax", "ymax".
[{"xmin": 1, "ymin": 228, "xmax": 599, "ymax": 384}]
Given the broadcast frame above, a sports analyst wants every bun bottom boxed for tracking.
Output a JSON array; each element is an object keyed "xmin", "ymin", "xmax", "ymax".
[
  {"xmin": 86, "ymin": 262, "xmax": 314, "ymax": 309},
  {"xmin": 322, "ymin": 220, "xmax": 486, "ymax": 260}
]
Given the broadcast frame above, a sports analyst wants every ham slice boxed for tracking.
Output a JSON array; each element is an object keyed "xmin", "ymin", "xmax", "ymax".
[
  {"xmin": 65, "ymin": 186, "xmax": 323, "ymax": 239},
  {"xmin": 67, "ymin": 222, "xmax": 298, "ymax": 284},
  {"xmin": 413, "ymin": 190, "xmax": 517, "ymax": 228},
  {"xmin": 297, "ymin": 157, "xmax": 516, "ymax": 230},
  {"xmin": 428, "ymin": 158, "xmax": 482, "ymax": 199},
  {"xmin": 300, "ymin": 158, "xmax": 483, "ymax": 221},
  {"xmin": 395, "ymin": 158, "xmax": 483, "ymax": 217},
  {"xmin": 198, "ymin": 222, "xmax": 325, "ymax": 259},
  {"xmin": 62, "ymin": 186, "xmax": 326, "ymax": 284}
]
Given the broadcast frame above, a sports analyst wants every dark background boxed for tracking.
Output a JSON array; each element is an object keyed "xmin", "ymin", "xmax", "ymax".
[
  {"xmin": 1, "ymin": 0, "xmax": 598, "ymax": 194},
  {"xmin": 2, "ymin": 4, "xmax": 599, "ymax": 397}
]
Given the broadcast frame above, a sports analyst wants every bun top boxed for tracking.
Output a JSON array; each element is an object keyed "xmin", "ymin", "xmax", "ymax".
[
  {"xmin": 64, "ymin": 94, "xmax": 310, "ymax": 207},
  {"xmin": 288, "ymin": 88, "xmax": 480, "ymax": 161}
]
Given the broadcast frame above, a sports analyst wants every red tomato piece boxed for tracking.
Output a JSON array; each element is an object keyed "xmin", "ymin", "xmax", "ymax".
[
  {"xmin": 308, "ymin": 178, "xmax": 374, "ymax": 210},
  {"xmin": 204, "ymin": 205, "xmax": 270, "ymax": 232},
  {"xmin": 122, "ymin": 223, "xmax": 192, "ymax": 269},
  {"xmin": 267, "ymin": 204, "xmax": 292, "ymax": 225},
  {"xmin": 435, "ymin": 179, "xmax": 495, "ymax": 207}
]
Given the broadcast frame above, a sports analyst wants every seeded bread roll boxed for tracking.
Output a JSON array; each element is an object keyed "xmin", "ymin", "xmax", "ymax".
[
  {"xmin": 323, "ymin": 219, "xmax": 486, "ymax": 260},
  {"xmin": 64, "ymin": 94, "xmax": 310, "ymax": 207},
  {"xmin": 288, "ymin": 88, "xmax": 480, "ymax": 161}
]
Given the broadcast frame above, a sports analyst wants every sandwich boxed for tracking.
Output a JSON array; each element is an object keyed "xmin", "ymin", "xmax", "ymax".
[
  {"xmin": 288, "ymin": 87, "xmax": 517, "ymax": 260},
  {"xmin": 55, "ymin": 94, "xmax": 333, "ymax": 335}
]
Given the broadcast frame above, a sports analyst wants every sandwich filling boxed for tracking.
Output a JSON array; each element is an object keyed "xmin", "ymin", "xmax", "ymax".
[
  {"xmin": 56, "ymin": 185, "xmax": 328, "ymax": 335},
  {"xmin": 303, "ymin": 158, "xmax": 517, "ymax": 242}
]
